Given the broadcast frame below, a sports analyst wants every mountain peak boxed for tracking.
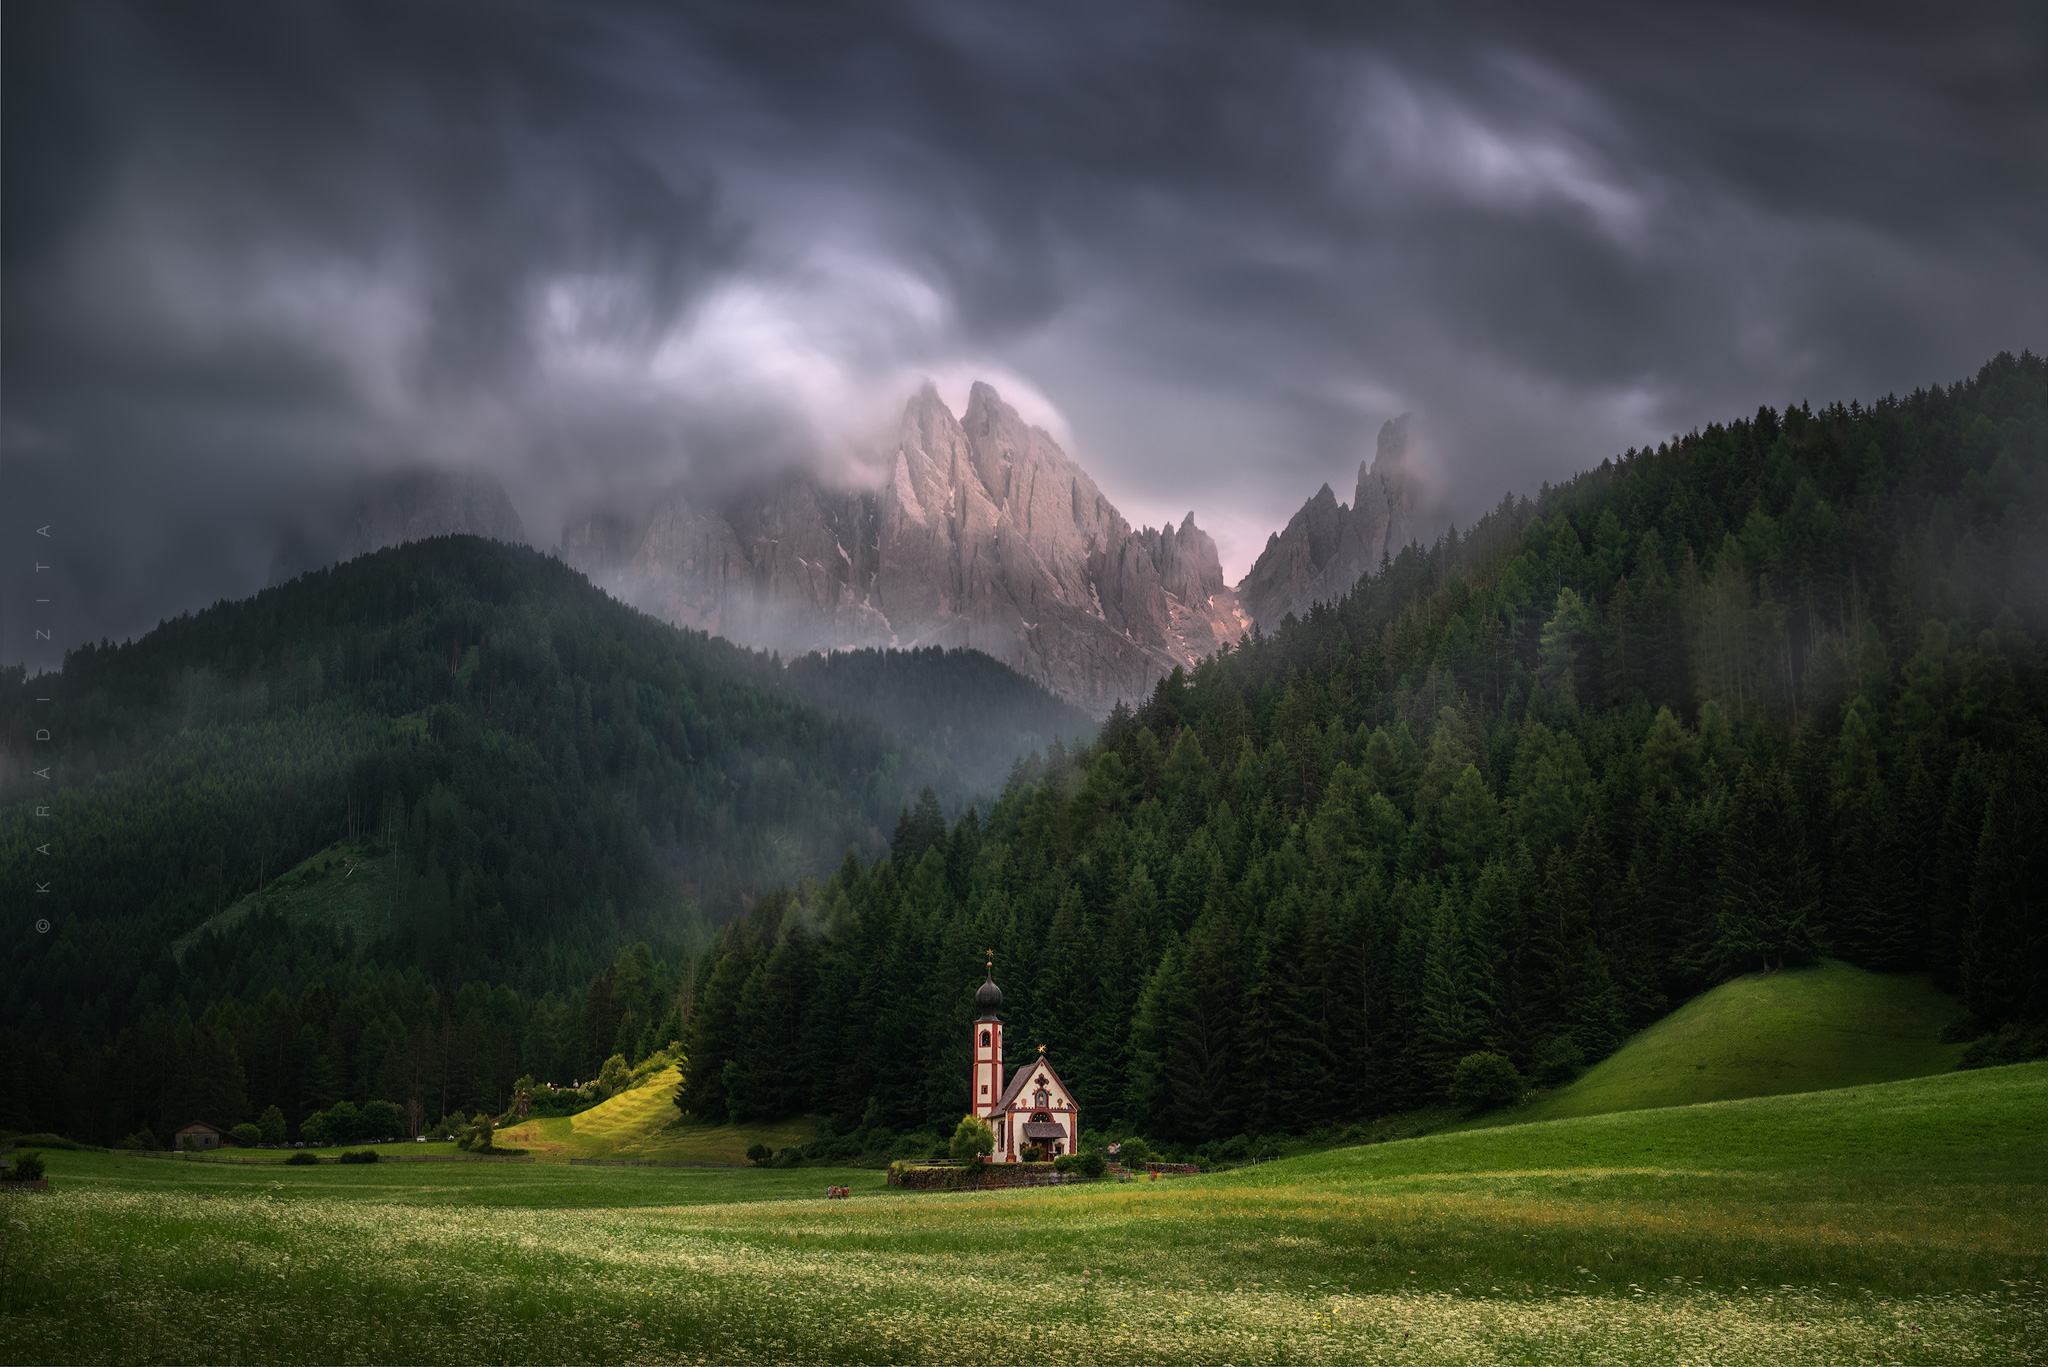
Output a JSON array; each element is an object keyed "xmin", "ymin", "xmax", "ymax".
[
  {"xmin": 562, "ymin": 379, "xmax": 1240, "ymax": 714},
  {"xmin": 1240, "ymin": 417, "xmax": 1425, "ymax": 628},
  {"xmin": 1376, "ymin": 413, "xmax": 1414, "ymax": 467}
]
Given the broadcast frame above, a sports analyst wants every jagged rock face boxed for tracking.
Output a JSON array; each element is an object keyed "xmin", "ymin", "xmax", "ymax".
[
  {"xmin": 559, "ymin": 472, "xmax": 887, "ymax": 648},
  {"xmin": 1238, "ymin": 414, "xmax": 1422, "ymax": 629},
  {"xmin": 561, "ymin": 382, "xmax": 1247, "ymax": 714}
]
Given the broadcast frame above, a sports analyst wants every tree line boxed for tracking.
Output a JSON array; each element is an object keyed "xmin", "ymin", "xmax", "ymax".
[{"xmin": 0, "ymin": 941, "xmax": 685, "ymax": 1145}]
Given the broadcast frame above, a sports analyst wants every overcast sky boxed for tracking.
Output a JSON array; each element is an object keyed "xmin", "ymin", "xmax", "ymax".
[{"xmin": 6, "ymin": 0, "xmax": 2044, "ymax": 668}]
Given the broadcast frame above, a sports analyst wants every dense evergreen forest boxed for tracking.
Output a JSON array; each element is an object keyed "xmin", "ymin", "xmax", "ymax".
[
  {"xmin": 5, "ymin": 354, "xmax": 2045, "ymax": 1152},
  {"xmin": 669, "ymin": 353, "xmax": 2048, "ymax": 1153},
  {"xmin": 0, "ymin": 539, "xmax": 1096, "ymax": 1142}
]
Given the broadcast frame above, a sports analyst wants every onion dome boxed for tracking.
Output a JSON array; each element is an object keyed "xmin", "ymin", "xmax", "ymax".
[{"xmin": 975, "ymin": 965, "xmax": 1003, "ymax": 1014}]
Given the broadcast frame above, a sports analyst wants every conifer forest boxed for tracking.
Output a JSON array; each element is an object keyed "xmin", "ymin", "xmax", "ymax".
[{"xmin": 4, "ymin": 353, "xmax": 2045, "ymax": 1155}]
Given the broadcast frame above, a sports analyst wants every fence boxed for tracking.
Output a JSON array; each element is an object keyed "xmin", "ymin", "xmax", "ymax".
[
  {"xmin": 567, "ymin": 1159, "xmax": 744, "ymax": 1168},
  {"xmin": 888, "ymin": 1162, "xmax": 1094, "ymax": 1191},
  {"xmin": 106, "ymin": 1149, "xmax": 534, "ymax": 1164}
]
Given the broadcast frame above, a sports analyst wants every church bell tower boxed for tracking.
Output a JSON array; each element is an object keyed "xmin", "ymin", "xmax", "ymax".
[{"xmin": 972, "ymin": 956, "xmax": 1004, "ymax": 1119}]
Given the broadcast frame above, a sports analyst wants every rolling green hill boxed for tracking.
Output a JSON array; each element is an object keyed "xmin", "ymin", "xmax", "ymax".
[{"xmin": 1470, "ymin": 960, "xmax": 1969, "ymax": 1127}]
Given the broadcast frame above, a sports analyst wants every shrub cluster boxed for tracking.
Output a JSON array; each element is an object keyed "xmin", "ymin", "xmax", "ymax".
[
  {"xmin": 5, "ymin": 1151, "xmax": 45, "ymax": 1182},
  {"xmin": 300, "ymin": 1099, "xmax": 404, "ymax": 1147},
  {"xmin": 285, "ymin": 1151, "xmax": 319, "ymax": 1165},
  {"xmin": 1958, "ymin": 1022, "xmax": 2048, "ymax": 1069},
  {"xmin": 337, "ymin": 1150, "xmax": 379, "ymax": 1164},
  {"xmin": 1448, "ymin": 1052, "xmax": 1528, "ymax": 1112},
  {"xmin": 948, "ymin": 1115, "xmax": 995, "ymax": 1166},
  {"xmin": 1051, "ymin": 1151, "xmax": 1108, "ymax": 1178},
  {"xmin": 454, "ymin": 1113, "xmax": 496, "ymax": 1152}
]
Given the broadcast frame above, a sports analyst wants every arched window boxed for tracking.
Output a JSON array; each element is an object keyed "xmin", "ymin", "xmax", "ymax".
[{"xmin": 980, "ymin": 1030, "xmax": 991, "ymax": 1046}]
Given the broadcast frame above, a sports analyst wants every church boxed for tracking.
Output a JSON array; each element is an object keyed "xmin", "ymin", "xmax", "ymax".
[{"xmin": 969, "ymin": 962, "xmax": 1080, "ymax": 1162}]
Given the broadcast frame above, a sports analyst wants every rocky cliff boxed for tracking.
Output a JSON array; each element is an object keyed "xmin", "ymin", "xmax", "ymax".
[
  {"xmin": 1238, "ymin": 414, "xmax": 1423, "ymax": 629},
  {"xmin": 562, "ymin": 382, "xmax": 1247, "ymax": 715}
]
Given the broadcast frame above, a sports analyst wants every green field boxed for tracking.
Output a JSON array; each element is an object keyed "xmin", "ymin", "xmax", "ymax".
[
  {"xmin": 3, "ymin": 1063, "xmax": 2042, "ymax": 1365},
  {"xmin": 1469, "ymin": 961, "xmax": 1969, "ymax": 1129}
]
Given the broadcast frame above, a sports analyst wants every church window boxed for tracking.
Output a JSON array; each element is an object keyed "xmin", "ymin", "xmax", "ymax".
[
  {"xmin": 980, "ymin": 1084, "xmax": 988, "ymax": 1094},
  {"xmin": 980, "ymin": 1030, "xmax": 990, "ymax": 1046}
]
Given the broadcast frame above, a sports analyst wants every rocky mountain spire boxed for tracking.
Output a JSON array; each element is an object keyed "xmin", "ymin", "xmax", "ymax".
[
  {"xmin": 560, "ymin": 382, "xmax": 1246, "ymax": 715},
  {"xmin": 1238, "ymin": 414, "xmax": 1423, "ymax": 628}
]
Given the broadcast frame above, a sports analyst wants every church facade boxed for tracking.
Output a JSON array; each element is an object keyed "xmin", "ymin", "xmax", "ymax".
[{"xmin": 970, "ymin": 964, "xmax": 1080, "ymax": 1162}]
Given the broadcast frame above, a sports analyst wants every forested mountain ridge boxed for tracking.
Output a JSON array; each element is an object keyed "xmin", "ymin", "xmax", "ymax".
[
  {"xmin": 5, "ymin": 354, "xmax": 2044, "ymax": 1153},
  {"xmin": 780, "ymin": 646, "xmax": 1095, "ymax": 793},
  {"xmin": 1, "ymin": 537, "xmax": 1090, "ymax": 1047},
  {"xmin": 668, "ymin": 352, "xmax": 2048, "ymax": 1149}
]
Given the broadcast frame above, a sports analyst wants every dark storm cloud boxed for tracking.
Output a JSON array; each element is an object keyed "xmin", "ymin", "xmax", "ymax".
[{"xmin": 5, "ymin": 0, "xmax": 2044, "ymax": 665}]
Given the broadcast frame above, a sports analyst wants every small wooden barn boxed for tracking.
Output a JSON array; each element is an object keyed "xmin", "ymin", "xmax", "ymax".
[{"xmin": 172, "ymin": 1121, "xmax": 227, "ymax": 1151}]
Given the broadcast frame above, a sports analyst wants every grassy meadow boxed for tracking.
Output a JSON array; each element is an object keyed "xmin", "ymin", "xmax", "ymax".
[
  {"xmin": 1461, "ymin": 961, "xmax": 1970, "ymax": 1130},
  {"xmin": 3, "ymin": 1062, "xmax": 2042, "ymax": 1365}
]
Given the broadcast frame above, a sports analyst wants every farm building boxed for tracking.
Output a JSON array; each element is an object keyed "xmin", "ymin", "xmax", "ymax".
[{"xmin": 172, "ymin": 1121, "xmax": 227, "ymax": 1151}]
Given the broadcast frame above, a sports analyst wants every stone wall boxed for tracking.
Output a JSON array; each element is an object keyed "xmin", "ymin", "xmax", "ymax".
[{"xmin": 888, "ymin": 1162, "xmax": 1088, "ymax": 1191}]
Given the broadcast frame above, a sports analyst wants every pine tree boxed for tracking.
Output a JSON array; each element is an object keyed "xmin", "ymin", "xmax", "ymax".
[
  {"xmin": 1715, "ymin": 763, "xmax": 1821, "ymax": 976},
  {"xmin": 727, "ymin": 931, "xmax": 816, "ymax": 1122},
  {"xmin": 1960, "ymin": 727, "xmax": 2048, "ymax": 1026},
  {"xmin": 675, "ymin": 947, "xmax": 754, "ymax": 1124},
  {"xmin": 1415, "ymin": 887, "xmax": 1480, "ymax": 1089},
  {"xmin": 1154, "ymin": 906, "xmax": 1245, "ymax": 1142},
  {"xmin": 1237, "ymin": 889, "xmax": 1340, "ymax": 1133}
]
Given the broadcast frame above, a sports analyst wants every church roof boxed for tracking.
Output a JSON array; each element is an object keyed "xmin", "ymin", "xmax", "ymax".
[
  {"xmin": 993, "ymin": 1049, "xmax": 1075, "ymax": 1112},
  {"xmin": 1020, "ymin": 1121, "xmax": 1067, "ymax": 1140}
]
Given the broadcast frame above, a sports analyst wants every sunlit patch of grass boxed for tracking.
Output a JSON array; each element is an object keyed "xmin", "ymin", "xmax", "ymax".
[{"xmin": 495, "ymin": 1065, "xmax": 816, "ymax": 1164}]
